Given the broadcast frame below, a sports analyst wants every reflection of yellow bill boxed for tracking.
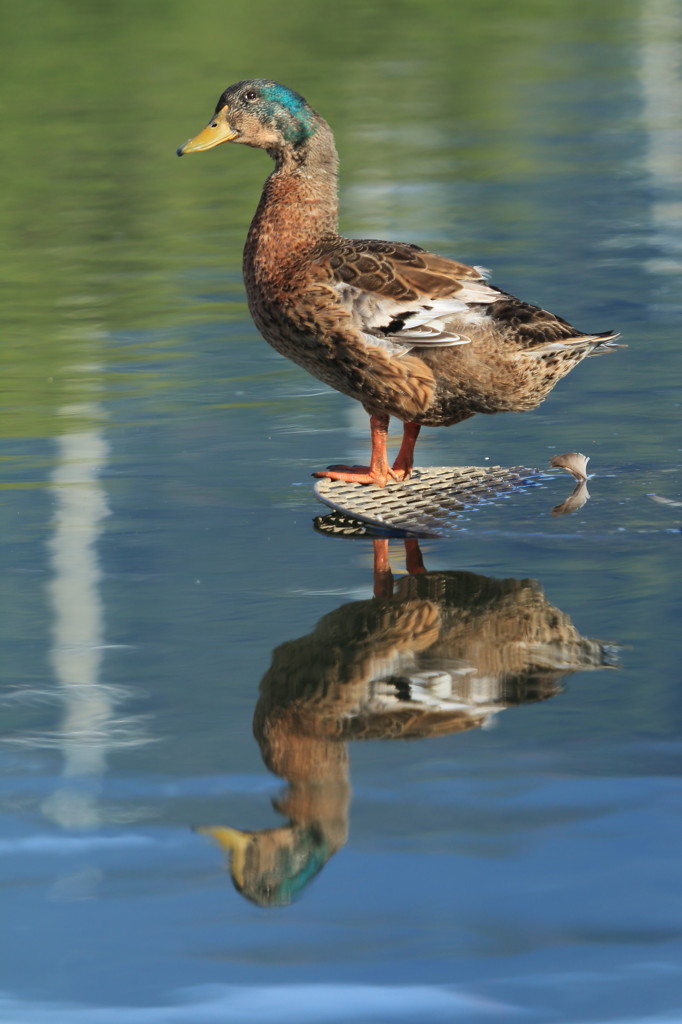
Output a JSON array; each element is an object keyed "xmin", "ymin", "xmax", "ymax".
[
  {"xmin": 177, "ymin": 107, "xmax": 237, "ymax": 155},
  {"xmin": 194, "ymin": 826, "xmax": 253, "ymax": 888}
]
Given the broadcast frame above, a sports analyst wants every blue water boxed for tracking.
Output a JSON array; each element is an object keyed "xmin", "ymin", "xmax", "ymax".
[{"xmin": 1, "ymin": 1, "xmax": 682, "ymax": 1021}]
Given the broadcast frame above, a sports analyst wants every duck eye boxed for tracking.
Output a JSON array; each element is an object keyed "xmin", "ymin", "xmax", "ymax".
[{"xmin": 244, "ymin": 90, "xmax": 258, "ymax": 102}]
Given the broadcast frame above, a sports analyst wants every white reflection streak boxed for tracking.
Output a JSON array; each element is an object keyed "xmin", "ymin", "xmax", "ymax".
[
  {"xmin": 639, "ymin": 0, "xmax": 682, "ymax": 285},
  {"xmin": 0, "ymin": 983, "xmax": 515, "ymax": 1023},
  {"xmin": 42, "ymin": 400, "xmax": 111, "ymax": 830}
]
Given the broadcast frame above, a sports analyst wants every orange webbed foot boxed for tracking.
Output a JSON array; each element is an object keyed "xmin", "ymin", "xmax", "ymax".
[
  {"xmin": 389, "ymin": 459, "xmax": 413, "ymax": 482},
  {"xmin": 313, "ymin": 464, "xmax": 399, "ymax": 488},
  {"xmin": 313, "ymin": 414, "xmax": 409, "ymax": 488}
]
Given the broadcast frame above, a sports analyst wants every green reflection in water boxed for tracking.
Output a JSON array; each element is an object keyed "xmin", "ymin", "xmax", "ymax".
[{"xmin": 1, "ymin": 0, "xmax": 636, "ymax": 444}]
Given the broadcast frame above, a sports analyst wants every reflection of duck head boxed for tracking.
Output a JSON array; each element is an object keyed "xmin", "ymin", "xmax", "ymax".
[
  {"xmin": 194, "ymin": 820, "xmax": 332, "ymax": 907},
  {"xmin": 198, "ymin": 540, "xmax": 615, "ymax": 906},
  {"xmin": 198, "ymin": 719, "xmax": 350, "ymax": 907}
]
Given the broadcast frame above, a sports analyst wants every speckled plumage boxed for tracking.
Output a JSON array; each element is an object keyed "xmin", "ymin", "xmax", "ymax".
[
  {"xmin": 178, "ymin": 80, "xmax": 619, "ymax": 486},
  {"xmin": 194, "ymin": 539, "xmax": 614, "ymax": 906}
]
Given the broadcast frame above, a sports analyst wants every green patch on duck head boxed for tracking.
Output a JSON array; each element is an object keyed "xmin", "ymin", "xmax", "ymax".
[{"xmin": 260, "ymin": 81, "xmax": 318, "ymax": 146}]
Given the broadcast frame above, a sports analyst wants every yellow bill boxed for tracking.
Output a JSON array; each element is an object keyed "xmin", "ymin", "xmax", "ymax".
[
  {"xmin": 177, "ymin": 106, "xmax": 237, "ymax": 155},
  {"xmin": 194, "ymin": 826, "xmax": 253, "ymax": 888}
]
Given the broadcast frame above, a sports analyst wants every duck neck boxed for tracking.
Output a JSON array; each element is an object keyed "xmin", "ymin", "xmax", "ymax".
[{"xmin": 245, "ymin": 119, "xmax": 339, "ymax": 284}]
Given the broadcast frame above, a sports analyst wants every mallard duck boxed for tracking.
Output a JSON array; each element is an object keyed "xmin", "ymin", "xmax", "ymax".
[
  {"xmin": 195, "ymin": 538, "xmax": 615, "ymax": 905},
  {"xmin": 178, "ymin": 80, "xmax": 619, "ymax": 487}
]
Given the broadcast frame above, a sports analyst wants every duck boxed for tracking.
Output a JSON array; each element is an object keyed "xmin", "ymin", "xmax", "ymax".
[
  {"xmin": 195, "ymin": 537, "xmax": 616, "ymax": 906},
  {"xmin": 178, "ymin": 80, "xmax": 619, "ymax": 487}
]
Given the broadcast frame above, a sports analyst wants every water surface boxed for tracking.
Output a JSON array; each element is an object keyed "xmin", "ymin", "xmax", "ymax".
[{"xmin": 1, "ymin": 1, "xmax": 681, "ymax": 1021}]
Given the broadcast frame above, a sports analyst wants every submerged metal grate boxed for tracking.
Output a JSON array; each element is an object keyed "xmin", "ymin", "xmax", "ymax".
[{"xmin": 314, "ymin": 465, "xmax": 540, "ymax": 537}]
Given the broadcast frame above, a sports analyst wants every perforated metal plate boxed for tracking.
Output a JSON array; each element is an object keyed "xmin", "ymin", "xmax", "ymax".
[{"xmin": 314, "ymin": 465, "xmax": 539, "ymax": 537}]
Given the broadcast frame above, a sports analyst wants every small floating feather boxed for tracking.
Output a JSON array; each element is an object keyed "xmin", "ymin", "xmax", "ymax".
[{"xmin": 549, "ymin": 452, "xmax": 590, "ymax": 482}]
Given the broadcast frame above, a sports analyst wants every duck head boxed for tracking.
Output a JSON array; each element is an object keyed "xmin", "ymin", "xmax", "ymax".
[{"xmin": 176, "ymin": 79, "xmax": 319, "ymax": 157}]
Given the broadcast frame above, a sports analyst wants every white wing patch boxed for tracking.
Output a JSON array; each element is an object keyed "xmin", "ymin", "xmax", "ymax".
[{"xmin": 334, "ymin": 279, "xmax": 500, "ymax": 356}]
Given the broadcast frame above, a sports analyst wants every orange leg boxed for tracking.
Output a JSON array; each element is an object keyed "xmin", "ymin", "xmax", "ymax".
[
  {"xmin": 374, "ymin": 537, "xmax": 425, "ymax": 596},
  {"xmin": 404, "ymin": 538, "xmax": 426, "ymax": 575},
  {"xmin": 391, "ymin": 422, "xmax": 421, "ymax": 481},
  {"xmin": 313, "ymin": 414, "xmax": 399, "ymax": 488},
  {"xmin": 372, "ymin": 538, "xmax": 393, "ymax": 598}
]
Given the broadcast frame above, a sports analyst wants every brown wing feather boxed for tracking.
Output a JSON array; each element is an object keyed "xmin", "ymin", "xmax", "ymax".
[
  {"xmin": 484, "ymin": 296, "xmax": 620, "ymax": 352},
  {"xmin": 313, "ymin": 237, "xmax": 619, "ymax": 356},
  {"xmin": 319, "ymin": 238, "xmax": 484, "ymax": 303}
]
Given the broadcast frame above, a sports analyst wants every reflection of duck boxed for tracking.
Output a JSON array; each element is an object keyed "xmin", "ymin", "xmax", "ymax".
[
  {"xmin": 178, "ymin": 79, "xmax": 619, "ymax": 487},
  {"xmin": 198, "ymin": 541, "xmax": 615, "ymax": 906}
]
